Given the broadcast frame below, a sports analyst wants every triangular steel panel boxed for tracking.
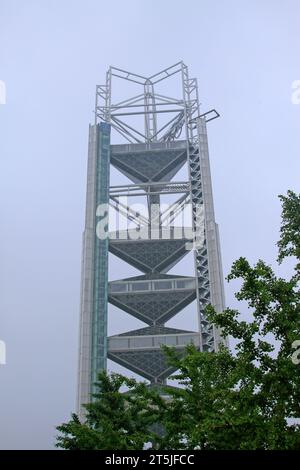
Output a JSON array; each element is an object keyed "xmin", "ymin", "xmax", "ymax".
[
  {"xmin": 108, "ymin": 349, "xmax": 184, "ymax": 382},
  {"xmin": 109, "ymin": 238, "xmax": 191, "ymax": 273},
  {"xmin": 111, "ymin": 148, "xmax": 186, "ymax": 184},
  {"xmin": 108, "ymin": 289, "xmax": 196, "ymax": 325}
]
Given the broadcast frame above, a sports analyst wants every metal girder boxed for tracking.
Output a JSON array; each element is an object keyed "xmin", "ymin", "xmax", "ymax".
[
  {"xmin": 109, "ymin": 196, "xmax": 148, "ymax": 227},
  {"xmin": 117, "ymin": 326, "xmax": 194, "ymax": 337},
  {"xmin": 109, "ymin": 181, "xmax": 190, "ymax": 197}
]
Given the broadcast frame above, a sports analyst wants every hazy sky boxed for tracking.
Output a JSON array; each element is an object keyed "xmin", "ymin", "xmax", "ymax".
[{"xmin": 0, "ymin": 0, "xmax": 299, "ymax": 449}]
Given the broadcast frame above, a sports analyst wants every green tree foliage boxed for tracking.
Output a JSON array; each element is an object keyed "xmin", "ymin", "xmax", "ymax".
[
  {"xmin": 160, "ymin": 191, "xmax": 300, "ymax": 449},
  {"xmin": 56, "ymin": 370, "xmax": 164, "ymax": 450},
  {"xmin": 57, "ymin": 191, "xmax": 300, "ymax": 450}
]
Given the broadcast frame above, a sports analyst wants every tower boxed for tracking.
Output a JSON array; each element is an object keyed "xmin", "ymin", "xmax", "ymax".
[{"xmin": 77, "ymin": 62, "xmax": 226, "ymax": 416}]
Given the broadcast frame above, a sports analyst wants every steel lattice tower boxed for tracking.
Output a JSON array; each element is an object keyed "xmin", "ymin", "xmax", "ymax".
[{"xmin": 77, "ymin": 62, "xmax": 227, "ymax": 415}]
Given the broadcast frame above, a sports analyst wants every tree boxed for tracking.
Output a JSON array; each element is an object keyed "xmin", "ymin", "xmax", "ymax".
[
  {"xmin": 56, "ymin": 370, "xmax": 164, "ymax": 450},
  {"xmin": 57, "ymin": 191, "xmax": 300, "ymax": 450},
  {"xmin": 158, "ymin": 190, "xmax": 300, "ymax": 449}
]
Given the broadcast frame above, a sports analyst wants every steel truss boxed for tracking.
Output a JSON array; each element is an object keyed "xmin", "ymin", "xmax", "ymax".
[{"xmin": 95, "ymin": 62, "xmax": 218, "ymax": 143}]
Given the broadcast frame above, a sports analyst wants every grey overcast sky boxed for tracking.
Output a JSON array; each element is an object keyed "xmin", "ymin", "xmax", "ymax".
[{"xmin": 0, "ymin": 0, "xmax": 299, "ymax": 449}]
